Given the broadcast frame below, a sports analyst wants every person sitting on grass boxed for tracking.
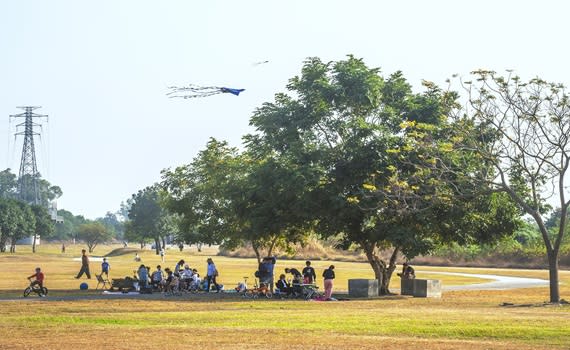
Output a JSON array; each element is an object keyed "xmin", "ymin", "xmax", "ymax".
[
  {"xmin": 163, "ymin": 267, "xmax": 179, "ymax": 294},
  {"xmin": 151, "ymin": 265, "xmax": 164, "ymax": 291},
  {"xmin": 180, "ymin": 264, "xmax": 194, "ymax": 290}
]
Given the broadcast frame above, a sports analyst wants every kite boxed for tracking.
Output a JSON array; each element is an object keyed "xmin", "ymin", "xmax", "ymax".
[
  {"xmin": 167, "ymin": 84, "xmax": 245, "ymax": 99},
  {"xmin": 252, "ymin": 60, "xmax": 269, "ymax": 66}
]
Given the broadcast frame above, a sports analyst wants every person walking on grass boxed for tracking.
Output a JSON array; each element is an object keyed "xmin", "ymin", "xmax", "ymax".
[
  {"xmin": 322, "ymin": 265, "xmax": 335, "ymax": 300},
  {"xmin": 75, "ymin": 249, "xmax": 91, "ymax": 279},
  {"xmin": 206, "ymin": 258, "xmax": 221, "ymax": 293}
]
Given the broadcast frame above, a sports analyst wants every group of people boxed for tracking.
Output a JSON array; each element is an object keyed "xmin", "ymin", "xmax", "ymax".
[
  {"xmin": 256, "ymin": 259, "xmax": 336, "ymax": 300},
  {"xmin": 60, "ymin": 248, "xmax": 416, "ymax": 300},
  {"xmin": 135, "ymin": 258, "xmax": 218, "ymax": 294}
]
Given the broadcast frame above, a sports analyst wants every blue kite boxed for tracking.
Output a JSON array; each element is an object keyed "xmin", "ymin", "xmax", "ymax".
[{"xmin": 167, "ymin": 84, "xmax": 245, "ymax": 99}]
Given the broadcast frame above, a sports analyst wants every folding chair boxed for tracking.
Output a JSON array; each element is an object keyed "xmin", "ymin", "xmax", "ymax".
[{"xmin": 96, "ymin": 273, "xmax": 111, "ymax": 290}]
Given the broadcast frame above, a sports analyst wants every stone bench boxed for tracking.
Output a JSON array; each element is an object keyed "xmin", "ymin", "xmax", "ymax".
[
  {"xmin": 348, "ymin": 279, "xmax": 379, "ymax": 297},
  {"xmin": 401, "ymin": 278, "xmax": 442, "ymax": 298}
]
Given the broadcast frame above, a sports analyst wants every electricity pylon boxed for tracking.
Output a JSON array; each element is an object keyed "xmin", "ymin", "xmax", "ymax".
[{"xmin": 10, "ymin": 106, "xmax": 48, "ymax": 205}]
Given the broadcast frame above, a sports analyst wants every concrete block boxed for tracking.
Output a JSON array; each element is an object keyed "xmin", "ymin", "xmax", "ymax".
[
  {"xmin": 413, "ymin": 279, "xmax": 442, "ymax": 298},
  {"xmin": 400, "ymin": 279, "xmax": 414, "ymax": 296},
  {"xmin": 348, "ymin": 279, "xmax": 379, "ymax": 298}
]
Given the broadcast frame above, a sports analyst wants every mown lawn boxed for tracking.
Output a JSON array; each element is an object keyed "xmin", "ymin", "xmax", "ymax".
[{"xmin": 0, "ymin": 244, "xmax": 568, "ymax": 349}]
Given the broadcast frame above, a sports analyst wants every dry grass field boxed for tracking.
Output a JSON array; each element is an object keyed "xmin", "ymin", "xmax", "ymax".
[{"xmin": 0, "ymin": 243, "xmax": 568, "ymax": 350}]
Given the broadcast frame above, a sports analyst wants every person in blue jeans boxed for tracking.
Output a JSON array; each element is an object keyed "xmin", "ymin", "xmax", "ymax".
[
  {"xmin": 260, "ymin": 256, "xmax": 276, "ymax": 293},
  {"xmin": 206, "ymin": 258, "xmax": 221, "ymax": 292}
]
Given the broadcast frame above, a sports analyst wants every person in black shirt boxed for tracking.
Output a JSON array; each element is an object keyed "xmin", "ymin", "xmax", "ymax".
[
  {"xmin": 302, "ymin": 260, "xmax": 316, "ymax": 284},
  {"xmin": 322, "ymin": 265, "xmax": 335, "ymax": 300},
  {"xmin": 275, "ymin": 274, "xmax": 291, "ymax": 296},
  {"xmin": 284, "ymin": 267, "xmax": 302, "ymax": 283}
]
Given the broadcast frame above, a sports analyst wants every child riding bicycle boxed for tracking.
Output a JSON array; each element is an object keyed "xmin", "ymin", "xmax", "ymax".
[{"xmin": 27, "ymin": 267, "xmax": 45, "ymax": 288}]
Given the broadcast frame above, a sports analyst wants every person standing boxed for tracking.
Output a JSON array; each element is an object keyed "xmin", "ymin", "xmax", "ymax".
[
  {"xmin": 302, "ymin": 260, "xmax": 317, "ymax": 284},
  {"xmin": 206, "ymin": 258, "xmax": 221, "ymax": 293},
  {"xmin": 75, "ymin": 249, "xmax": 91, "ymax": 279},
  {"xmin": 259, "ymin": 256, "xmax": 276, "ymax": 292},
  {"xmin": 322, "ymin": 265, "xmax": 335, "ymax": 300},
  {"xmin": 61, "ymin": 243, "xmax": 65, "ymax": 253},
  {"xmin": 160, "ymin": 248, "xmax": 165, "ymax": 262},
  {"xmin": 101, "ymin": 257, "xmax": 110, "ymax": 277},
  {"xmin": 137, "ymin": 264, "xmax": 149, "ymax": 289}
]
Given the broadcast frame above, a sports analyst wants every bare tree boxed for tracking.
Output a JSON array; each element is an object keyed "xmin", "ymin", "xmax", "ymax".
[{"xmin": 455, "ymin": 70, "xmax": 570, "ymax": 303}]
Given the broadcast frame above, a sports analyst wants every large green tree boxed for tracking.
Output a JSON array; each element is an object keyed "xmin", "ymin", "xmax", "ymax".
[
  {"xmin": 162, "ymin": 139, "xmax": 308, "ymax": 262},
  {"xmin": 248, "ymin": 56, "xmax": 519, "ymax": 293},
  {"xmin": 0, "ymin": 198, "xmax": 20, "ymax": 252},
  {"xmin": 126, "ymin": 185, "xmax": 177, "ymax": 252},
  {"xmin": 0, "ymin": 169, "xmax": 18, "ymax": 199},
  {"xmin": 30, "ymin": 204, "xmax": 55, "ymax": 253},
  {"xmin": 77, "ymin": 221, "xmax": 112, "ymax": 253}
]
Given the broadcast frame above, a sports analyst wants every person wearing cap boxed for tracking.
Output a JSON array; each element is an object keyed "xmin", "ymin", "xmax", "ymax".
[
  {"xmin": 75, "ymin": 249, "xmax": 91, "ymax": 279},
  {"xmin": 101, "ymin": 258, "xmax": 110, "ymax": 277}
]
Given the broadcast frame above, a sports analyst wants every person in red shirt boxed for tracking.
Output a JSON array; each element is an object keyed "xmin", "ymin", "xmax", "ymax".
[{"xmin": 28, "ymin": 267, "xmax": 45, "ymax": 288}]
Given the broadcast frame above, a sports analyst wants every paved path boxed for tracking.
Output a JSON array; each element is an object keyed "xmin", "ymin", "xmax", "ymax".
[{"xmin": 423, "ymin": 271, "xmax": 549, "ymax": 291}]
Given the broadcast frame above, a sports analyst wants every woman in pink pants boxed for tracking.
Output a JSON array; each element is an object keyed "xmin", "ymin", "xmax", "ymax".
[{"xmin": 322, "ymin": 265, "xmax": 335, "ymax": 300}]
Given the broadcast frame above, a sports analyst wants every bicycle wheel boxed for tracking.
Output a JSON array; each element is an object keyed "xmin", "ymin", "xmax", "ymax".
[
  {"xmin": 244, "ymin": 290, "xmax": 255, "ymax": 299},
  {"xmin": 23, "ymin": 287, "xmax": 32, "ymax": 297},
  {"xmin": 40, "ymin": 287, "xmax": 48, "ymax": 296},
  {"xmin": 265, "ymin": 291, "xmax": 273, "ymax": 299}
]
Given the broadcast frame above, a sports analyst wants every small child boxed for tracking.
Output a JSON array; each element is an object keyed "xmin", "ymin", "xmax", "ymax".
[
  {"xmin": 28, "ymin": 267, "xmax": 45, "ymax": 289},
  {"xmin": 101, "ymin": 258, "xmax": 110, "ymax": 277}
]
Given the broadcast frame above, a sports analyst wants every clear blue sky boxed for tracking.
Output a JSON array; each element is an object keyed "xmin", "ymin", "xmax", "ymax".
[{"xmin": 1, "ymin": 0, "xmax": 569, "ymax": 219}]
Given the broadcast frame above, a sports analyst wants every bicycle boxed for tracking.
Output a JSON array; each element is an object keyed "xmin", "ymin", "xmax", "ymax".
[
  {"xmin": 24, "ymin": 278, "xmax": 48, "ymax": 298},
  {"xmin": 244, "ymin": 278, "xmax": 272, "ymax": 299}
]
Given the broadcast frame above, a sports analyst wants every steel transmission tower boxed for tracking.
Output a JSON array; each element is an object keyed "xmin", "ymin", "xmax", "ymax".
[{"xmin": 10, "ymin": 106, "xmax": 48, "ymax": 205}]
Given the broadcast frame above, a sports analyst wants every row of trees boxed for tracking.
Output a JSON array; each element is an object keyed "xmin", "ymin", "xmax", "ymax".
[
  {"xmin": 0, "ymin": 197, "xmax": 53, "ymax": 253},
  {"xmin": 0, "ymin": 167, "xmax": 127, "ymax": 253},
  {"xmin": 0, "ymin": 169, "xmax": 60, "ymax": 252},
  {"xmin": 126, "ymin": 56, "xmax": 568, "ymax": 302}
]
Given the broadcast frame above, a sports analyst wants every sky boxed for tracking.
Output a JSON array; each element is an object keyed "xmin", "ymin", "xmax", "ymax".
[{"xmin": 1, "ymin": 0, "xmax": 569, "ymax": 219}]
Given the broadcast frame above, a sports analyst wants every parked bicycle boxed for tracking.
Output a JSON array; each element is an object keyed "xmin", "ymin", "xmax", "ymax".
[
  {"xmin": 24, "ymin": 278, "xmax": 48, "ymax": 297},
  {"xmin": 244, "ymin": 278, "xmax": 272, "ymax": 299}
]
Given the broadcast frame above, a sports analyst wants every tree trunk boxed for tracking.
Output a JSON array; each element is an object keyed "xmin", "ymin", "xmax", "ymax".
[
  {"xmin": 547, "ymin": 249, "xmax": 560, "ymax": 303},
  {"xmin": 154, "ymin": 238, "xmax": 160, "ymax": 255},
  {"xmin": 362, "ymin": 242, "xmax": 385, "ymax": 295},
  {"xmin": 32, "ymin": 234, "xmax": 37, "ymax": 253},
  {"xmin": 382, "ymin": 247, "xmax": 400, "ymax": 293},
  {"xmin": 0, "ymin": 236, "xmax": 6, "ymax": 252},
  {"xmin": 251, "ymin": 242, "xmax": 261, "ymax": 264},
  {"xmin": 161, "ymin": 236, "xmax": 166, "ymax": 251}
]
